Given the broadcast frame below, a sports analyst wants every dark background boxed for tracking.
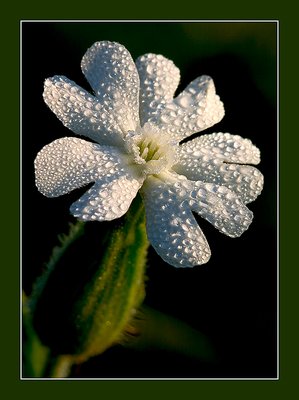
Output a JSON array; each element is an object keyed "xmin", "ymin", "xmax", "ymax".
[{"xmin": 22, "ymin": 21, "xmax": 277, "ymax": 378}]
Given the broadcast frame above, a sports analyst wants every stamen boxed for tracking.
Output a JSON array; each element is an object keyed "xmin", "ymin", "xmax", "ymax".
[
  {"xmin": 150, "ymin": 146, "xmax": 160, "ymax": 160},
  {"xmin": 140, "ymin": 147, "xmax": 149, "ymax": 160},
  {"xmin": 125, "ymin": 125, "xmax": 179, "ymax": 175}
]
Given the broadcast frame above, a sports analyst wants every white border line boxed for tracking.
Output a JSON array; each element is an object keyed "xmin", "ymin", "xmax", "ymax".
[
  {"xmin": 20, "ymin": 21, "xmax": 23, "ymax": 382},
  {"xmin": 20, "ymin": 19, "xmax": 279, "ymax": 22},
  {"xmin": 276, "ymin": 20, "xmax": 280, "ymax": 380},
  {"xmin": 20, "ymin": 19, "xmax": 279, "ymax": 381}
]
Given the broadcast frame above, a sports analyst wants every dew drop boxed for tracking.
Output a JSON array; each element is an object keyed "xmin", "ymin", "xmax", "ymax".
[{"xmin": 177, "ymin": 95, "xmax": 191, "ymax": 108}]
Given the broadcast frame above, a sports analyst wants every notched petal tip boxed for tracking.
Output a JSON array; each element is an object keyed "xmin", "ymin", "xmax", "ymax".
[
  {"xmin": 69, "ymin": 176, "xmax": 142, "ymax": 222},
  {"xmin": 43, "ymin": 75, "xmax": 68, "ymax": 94},
  {"xmin": 187, "ymin": 181, "xmax": 255, "ymax": 239},
  {"xmin": 142, "ymin": 176, "xmax": 212, "ymax": 268},
  {"xmin": 181, "ymin": 246, "xmax": 211, "ymax": 268},
  {"xmin": 81, "ymin": 40, "xmax": 123, "ymax": 71},
  {"xmin": 200, "ymin": 76, "xmax": 225, "ymax": 124},
  {"xmin": 248, "ymin": 141, "xmax": 261, "ymax": 165},
  {"xmin": 34, "ymin": 148, "xmax": 56, "ymax": 198},
  {"xmin": 227, "ymin": 207, "xmax": 254, "ymax": 238},
  {"xmin": 136, "ymin": 52, "xmax": 180, "ymax": 78},
  {"xmin": 34, "ymin": 137, "xmax": 128, "ymax": 199},
  {"xmin": 79, "ymin": 40, "xmax": 140, "ymax": 133},
  {"xmin": 153, "ymin": 74, "xmax": 225, "ymax": 141}
]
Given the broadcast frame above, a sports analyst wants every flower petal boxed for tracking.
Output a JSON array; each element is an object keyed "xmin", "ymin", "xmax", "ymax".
[
  {"xmin": 141, "ymin": 176, "xmax": 211, "ymax": 268},
  {"xmin": 177, "ymin": 161, "xmax": 263, "ymax": 205},
  {"xmin": 173, "ymin": 133, "xmax": 263, "ymax": 203},
  {"xmin": 187, "ymin": 181, "xmax": 253, "ymax": 237},
  {"xmin": 146, "ymin": 76, "xmax": 224, "ymax": 142},
  {"xmin": 34, "ymin": 137, "xmax": 128, "ymax": 197},
  {"xmin": 135, "ymin": 53, "xmax": 180, "ymax": 125},
  {"xmin": 70, "ymin": 175, "xmax": 143, "ymax": 222},
  {"xmin": 178, "ymin": 132, "xmax": 261, "ymax": 164},
  {"xmin": 81, "ymin": 41, "xmax": 140, "ymax": 132},
  {"xmin": 43, "ymin": 76, "xmax": 126, "ymax": 146}
]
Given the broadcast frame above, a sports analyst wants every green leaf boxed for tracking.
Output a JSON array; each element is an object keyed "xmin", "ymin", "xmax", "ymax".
[
  {"xmin": 123, "ymin": 305, "xmax": 216, "ymax": 364},
  {"xmin": 29, "ymin": 194, "xmax": 149, "ymax": 365},
  {"xmin": 22, "ymin": 292, "xmax": 49, "ymax": 377}
]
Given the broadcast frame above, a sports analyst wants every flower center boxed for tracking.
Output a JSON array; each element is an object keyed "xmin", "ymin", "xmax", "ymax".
[
  {"xmin": 137, "ymin": 138, "xmax": 163, "ymax": 162},
  {"xmin": 125, "ymin": 124, "xmax": 179, "ymax": 176}
]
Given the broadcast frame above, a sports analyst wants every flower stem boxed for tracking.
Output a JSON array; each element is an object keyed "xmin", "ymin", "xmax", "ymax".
[
  {"xmin": 42, "ymin": 352, "xmax": 73, "ymax": 378},
  {"xmin": 29, "ymin": 194, "xmax": 149, "ymax": 368}
]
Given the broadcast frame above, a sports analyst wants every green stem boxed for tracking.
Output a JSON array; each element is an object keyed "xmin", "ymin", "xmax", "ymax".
[
  {"xmin": 42, "ymin": 352, "xmax": 73, "ymax": 378},
  {"xmin": 73, "ymin": 193, "xmax": 149, "ymax": 362},
  {"xmin": 29, "ymin": 194, "xmax": 149, "ymax": 369}
]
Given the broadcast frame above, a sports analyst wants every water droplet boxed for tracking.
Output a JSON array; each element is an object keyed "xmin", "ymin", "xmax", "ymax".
[{"xmin": 177, "ymin": 95, "xmax": 191, "ymax": 108}]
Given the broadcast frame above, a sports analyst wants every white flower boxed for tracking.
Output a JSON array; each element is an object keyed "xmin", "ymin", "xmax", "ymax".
[{"xmin": 34, "ymin": 41, "xmax": 263, "ymax": 268}]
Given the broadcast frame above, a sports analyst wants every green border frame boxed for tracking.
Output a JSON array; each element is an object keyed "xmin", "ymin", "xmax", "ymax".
[{"xmin": 3, "ymin": 0, "xmax": 295, "ymax": 398}]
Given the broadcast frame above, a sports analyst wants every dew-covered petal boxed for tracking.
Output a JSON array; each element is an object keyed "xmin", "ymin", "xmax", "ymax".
[
  {"xmin": 174, "ymin": 160, "xmax": 263, "ymax": 205},
  {"xmin": 147, "ymin": 76, "xmax": 224, "ymax": 142},
  {"xmin": 81, "ymin": 41, "xmax": 140, "ymax": 133},
  {"xmin": 173, "ymin": 132, "xmax": 263, "ymax": 203},
  {"xmin": 135, "ymin": 53, "xmax": 180, "ymax": 125},
  {"xmin": 43, "ymin": 76, "xmax": 126, "ymax": 147},
  {"xmin": 141, "ymin": 176, "xmax": 211, "ymax": 268},
  {"xmin": 70, "ymin": 175, "xmax": 143, "ymax": 222},
  {"xmin": 187, "ymin": 181, "xmax": 253, "ymax": 237},
  {"xmin": 34, "ymin": 137, "xmax": 128, "ymax": 197},
  {"xmin": 178, "ymin": 132, "xmax": 261, "ymax": 164}
]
